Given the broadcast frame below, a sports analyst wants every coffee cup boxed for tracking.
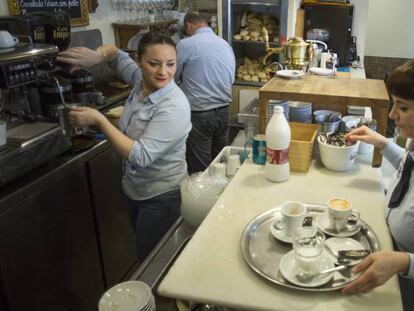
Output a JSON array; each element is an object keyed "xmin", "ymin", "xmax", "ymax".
[
  {"xmin": 274, "ymin": 201, "xmax": 306, "ymax": 236},
  {"xmin": 293, "ymin": 228, "xmax": 324, "ymax": 275},
  {"xmin": 327, "ymin": 197, "xmax": 359, "ymax": 232},
  {"xmin": 226, "ymin": 154, "xmax": 241, "ymax": 177},
  {"xmin": 0, "ymin": 31, "xmax": 19, "ymax": 48}
]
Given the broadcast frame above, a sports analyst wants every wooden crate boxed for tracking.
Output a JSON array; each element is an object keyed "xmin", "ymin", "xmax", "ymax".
[{"xmin": 289, "ymin": 122, "xmax": 319, "ymax": 173}]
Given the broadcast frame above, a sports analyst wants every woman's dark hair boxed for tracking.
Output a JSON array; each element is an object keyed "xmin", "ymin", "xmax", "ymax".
[
  {"xmin": 137, "ymin": 32, "xmax": 176, "ymax": 58},
  {"xmin": 386, "ymin": 60, "xmax": 414, "ymax": 100}
]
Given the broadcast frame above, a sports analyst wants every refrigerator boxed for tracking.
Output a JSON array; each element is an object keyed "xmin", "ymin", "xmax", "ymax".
[{"xmin": 303, "ymin": 3, "xmax": 354, "ymax": 67}]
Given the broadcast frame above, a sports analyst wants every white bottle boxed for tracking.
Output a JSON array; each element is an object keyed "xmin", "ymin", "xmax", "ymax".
[{"xmin": 265, "ymin": 106, "xmax": 291, "ymax": 182}]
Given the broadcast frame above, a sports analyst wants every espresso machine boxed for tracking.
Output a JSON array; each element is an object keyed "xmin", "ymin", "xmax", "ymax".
[
  {"xmin": 0, "ymin": 40, "xmax": 73, "ymax": 183},
  {"xmin": 0, "ymin": 13, "xmax": 73, "ymax": 183}
]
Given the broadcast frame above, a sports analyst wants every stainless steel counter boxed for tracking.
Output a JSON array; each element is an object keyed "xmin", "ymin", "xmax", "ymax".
[{"xmin": 131, "ymin": 218, "xmax": 194, "ymax": 290}]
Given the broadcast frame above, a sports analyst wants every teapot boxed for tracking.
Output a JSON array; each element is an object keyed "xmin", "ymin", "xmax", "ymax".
[
  {"xmin": 180, "ymin": 172, "xmax": 228, "ymax": 228},
  {"xmin": 262, "ymin": 28, "xmax": 313, "ymax": 71}
]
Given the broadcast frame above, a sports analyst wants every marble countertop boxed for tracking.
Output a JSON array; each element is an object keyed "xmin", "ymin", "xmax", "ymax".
[{"xmin": 158, "ymin": 156, "xmax": 402, "ymax": 311}]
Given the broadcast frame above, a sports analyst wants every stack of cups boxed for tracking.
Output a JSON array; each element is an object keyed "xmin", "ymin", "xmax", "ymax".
[{"xmin": 0, "ymin": 120, "xmax": 6, "ymax": 146}]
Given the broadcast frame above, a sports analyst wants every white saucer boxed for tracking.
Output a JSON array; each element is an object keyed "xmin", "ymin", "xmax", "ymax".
[
  {"xmin": 325, "ymin": 237, "xmax": 366, "ymax": 266},
  {"xmin": 309, "ymin": 67, "xmax": 334, "ymax": 76},
  {"xmin": 99, "ymin": 280, "xmax": 154, "ymax": 311},
  {"xmin": 279, "ymin": 250, "xmax": 334, "ymax": 288},
  {"xmin": 316, "ymin": 212, "xmax": 361, "ymax": 238},
  {"xmin": 270, "ymin": 213, "xmax": 318, "ymax": 244},
  {"xmin": 276, "ymin": 70, "xmax": 305, "ymax": 79}
]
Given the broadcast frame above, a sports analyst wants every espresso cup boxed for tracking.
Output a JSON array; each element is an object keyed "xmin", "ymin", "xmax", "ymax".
[
  {"xmin": 274, "ymin": 201, "xmax": 306, "ymax": 236},
  {"xmin": 0, "ymin": 31, "xmax": 19, "ymax": 48},
  {"xmin": 293, "ymin": 228, "xmax": 324, "ymax": 275},
  {"xmin": 327, "ymin": 197, "xmax": 359, "ymax": 232}
]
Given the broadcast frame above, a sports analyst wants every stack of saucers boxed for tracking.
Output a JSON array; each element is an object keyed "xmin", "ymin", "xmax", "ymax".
[
  {"xmin": 268, "ymin": 100, "xmax": 289, "ymax": 122},
  {"xmin": 288, "ymin": 101, "xmax": 313, "ymax": 123},
  {"xmin": 99, "ymin": 281, "xmax": 156, "ymax": 311}
]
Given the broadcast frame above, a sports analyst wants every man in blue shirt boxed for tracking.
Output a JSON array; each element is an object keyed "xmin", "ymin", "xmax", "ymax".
[{"xmin": 176, "ymin": 12, "xmax": 236, "ymax": 173}]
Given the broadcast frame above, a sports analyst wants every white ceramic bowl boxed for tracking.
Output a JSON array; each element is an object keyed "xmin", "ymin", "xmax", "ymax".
[
  {"xmin": 318, "ymin": 136, "xmax": 360, "ymax": 172},
  {"xmin": 313, "ymin": 110, "xmax": 342, "ymax": 119}
]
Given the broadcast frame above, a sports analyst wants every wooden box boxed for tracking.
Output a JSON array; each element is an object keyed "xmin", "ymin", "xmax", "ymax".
[{"xmin": 289, "ymin": 122, "xmax": 319, "ymax": 173}]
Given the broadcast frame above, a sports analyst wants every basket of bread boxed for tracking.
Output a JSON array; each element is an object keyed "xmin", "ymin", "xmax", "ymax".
[
  {"xmin": 236, "ymin": 56, "xmax": 277, "ymax": 83},
  {"xmin": 105, "ymin": 106, "xmax": 124, "ymax": 128}
]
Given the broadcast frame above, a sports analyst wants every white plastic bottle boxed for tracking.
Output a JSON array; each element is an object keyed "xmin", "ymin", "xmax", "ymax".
[{"xmin": 265, "ymin": 106, "xmax": 291, "ymax": 182}]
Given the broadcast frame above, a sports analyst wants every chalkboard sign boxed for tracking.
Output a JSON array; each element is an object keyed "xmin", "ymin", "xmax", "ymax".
[{"xmin": 7, "ymin": 0, "xmax": 89, "ymax": 26}]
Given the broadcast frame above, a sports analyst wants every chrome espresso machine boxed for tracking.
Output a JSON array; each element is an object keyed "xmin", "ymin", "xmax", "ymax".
[{"xmin": 0, "ymin": 13, "xmax": 103, "ymax": 184}]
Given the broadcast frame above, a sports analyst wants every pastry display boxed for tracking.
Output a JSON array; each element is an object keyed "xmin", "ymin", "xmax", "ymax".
[
  {"xmin": 233, "ymin": 11, "xmax": 279, "ymax": 43},
  {"xmin": 236, "ymin": 57, "xmax": 274, "ymax": 83}
]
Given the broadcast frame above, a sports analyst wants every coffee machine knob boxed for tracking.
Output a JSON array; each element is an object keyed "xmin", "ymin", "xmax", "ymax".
[{"xmin": 37, "ymin": 56, "xmax": 55, "ymax": 70}]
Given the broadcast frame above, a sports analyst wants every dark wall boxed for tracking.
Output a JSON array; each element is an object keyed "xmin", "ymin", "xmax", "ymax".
[{"xmin": 364, "ymin": 56, "xmax": 413, "ymax": 80}]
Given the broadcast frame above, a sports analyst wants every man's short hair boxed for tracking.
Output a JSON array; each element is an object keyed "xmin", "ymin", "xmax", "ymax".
[{"xmin": 184, "ymin": 12, "xmax": 207, "ymax": 25}]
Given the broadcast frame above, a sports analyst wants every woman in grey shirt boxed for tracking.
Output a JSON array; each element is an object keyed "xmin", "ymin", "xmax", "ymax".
[
  {"xmin": 57, "ymin": 33, "xmax": 191, "ymax": 262},
  {"xmin": 344, "ymin": 61, "xmax": 414, "ymax": 310}
]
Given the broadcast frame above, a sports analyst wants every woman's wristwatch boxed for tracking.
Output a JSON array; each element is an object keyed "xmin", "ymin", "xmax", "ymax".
[{"xmin": 95, "ymin": 47, "xmax": 109, "ymax": 63}]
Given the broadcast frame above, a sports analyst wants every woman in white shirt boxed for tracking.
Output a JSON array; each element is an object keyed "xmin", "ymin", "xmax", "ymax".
[
  {"xmin": 57, "ymin": 32, "xmax": 191, "ymax": 262},
  {"xmin": 344, "ymin": 61, "xmax": 414, "ymax": 310}
]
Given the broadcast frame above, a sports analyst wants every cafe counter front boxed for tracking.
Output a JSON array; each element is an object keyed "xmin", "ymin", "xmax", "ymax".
[{"xmin": 157, "ymin": 154, "xmax": 402, "ymax": 310}]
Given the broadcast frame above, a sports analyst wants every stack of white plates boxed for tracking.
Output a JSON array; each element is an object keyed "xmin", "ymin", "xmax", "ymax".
[
  {"xmin": 288, "ymin": 101, "xmax": 313, "ymax": 123},
  {"xmin": 99, "ymin": 281, "xmax": 156, "ymax": 311},
  {"xmin": 268, "ymin": 100, "xmax": 289, "ymax": 122}
]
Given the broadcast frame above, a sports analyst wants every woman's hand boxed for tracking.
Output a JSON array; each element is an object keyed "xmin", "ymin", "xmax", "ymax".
[
  {"xmin": 69, "ymin": 106, "xmax": 106, "ymax": 128},
  {"xmin": 345, "ymin": 125, "xmax": 389, "ymax": 150},
  {"xmin": 342, "ymin": 251, "xmax": 410, "ymax": 294},
  {"xmin": 56, "ymin": 47, "xmax": 105, "ymax": 71}
]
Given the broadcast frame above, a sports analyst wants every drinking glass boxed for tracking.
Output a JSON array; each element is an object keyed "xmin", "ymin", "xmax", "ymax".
[{"xmin": 293, "ymin": 228, "xmax": 324, "ymax": 275}]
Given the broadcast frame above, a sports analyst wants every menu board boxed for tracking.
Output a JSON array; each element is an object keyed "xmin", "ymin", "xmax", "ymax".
[{"xmin": 7, "ymin": 0, "xmax": 89, "ymax": 26}]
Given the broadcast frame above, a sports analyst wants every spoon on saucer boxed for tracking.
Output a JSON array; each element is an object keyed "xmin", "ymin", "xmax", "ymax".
[{"xmin": 295, "ymin": 265, "xmax": 347, "ymax": 283}]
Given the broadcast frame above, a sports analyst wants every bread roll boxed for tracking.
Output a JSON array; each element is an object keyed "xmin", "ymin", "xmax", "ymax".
[
  {"xmin": 106, "ymin": 106, "xmax": 124, "ymax": 118},
  {"xmin": 240, "ymin": 30, "xmax": 249, "ymax": 37},
  {"xmin": 251, "ymin": 75, "xmax": 259, "ymax": 82},
  {"xmin": 241, "ymin": 11, "xmax": 248, "ymax": 27},
  {"xmin": 233, "ymin": 34, "xmax": 242, "ymax": 40},
  {"xmin": 244, "ymin": 57, "xmax": 253, "ymax": 66},
  {"xmin": 247, "ymin": 12, "xmax": 258, "ymax": 19},
  {"xmin": 242, "ymin": 74, "xmax": 252, "ymax": 81},
  {"xmin": 248, "ymin": 18, "xmax": 263, "ymax": 26},
  {"xmin": 237, "ymin": 65, "xmax": 246, "ymax": 73}
]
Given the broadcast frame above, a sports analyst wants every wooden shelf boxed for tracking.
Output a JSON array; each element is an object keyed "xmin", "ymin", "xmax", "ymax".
[
  {"xmin": 232, "ymin": 39, "xmax": 280, "ymax": 47},
  {"xmin": 112, "ymin": 19, "xmax": 178, "ymax": 49},
  {"xmin": 258, "ymin": 75, "xmax": 390, "ymax": 167},
  {"xmin": 112, "ymin": 19, "xmax": 178, "ymax": 29}
]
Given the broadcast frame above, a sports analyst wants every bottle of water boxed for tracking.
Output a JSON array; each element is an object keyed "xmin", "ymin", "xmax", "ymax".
[{"xmin": 265, "ymin": 106, "xmax": 291, "ymax": 182}]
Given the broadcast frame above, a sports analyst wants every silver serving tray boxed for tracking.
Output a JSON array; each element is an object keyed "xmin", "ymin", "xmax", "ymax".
[{"xmin": 240, "ymin": 204, "xmax": 380, "ymax": 292}]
